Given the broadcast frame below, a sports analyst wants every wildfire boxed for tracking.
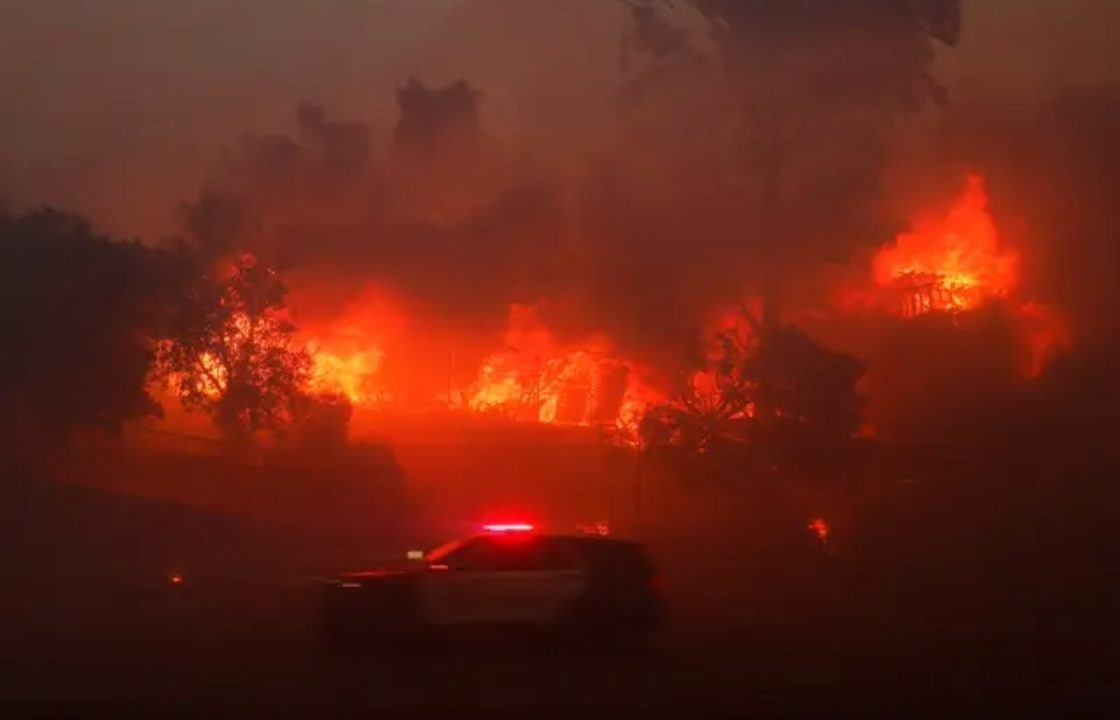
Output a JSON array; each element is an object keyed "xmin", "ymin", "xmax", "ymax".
[
  {"xmin": 467, "ymin": 305, "xmax": 660, "ymax": 435},
  {"xmin": 867, "ymin": 173, "xmax": 1067, "ymax": 377},
  {"xmin": 307, "ymin": 344, "xmax": 385, "ymax": 405},
  {"xmin": 292, "ymin": 300, "xmax": 661, "ymax": 438},
  {"xmin": 156, "ymin": 341, "xmax": 226, "ymax": 401},
  {"xmin": 873, "ymin": 174, "xmax": 1018, "ymax": 316},
  {"xmin": 155, "ymin": 173, "xmax": 1068, "ymax": 440},
  {"xmin": 296, "ymin": 286, "xmax": 402, "ymax": 406}
]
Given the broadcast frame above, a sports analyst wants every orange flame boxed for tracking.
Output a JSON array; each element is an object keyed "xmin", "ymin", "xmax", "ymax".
[
  {"xmin": 868, "ymin": 173, "xmax": 1067, "ymax": 377},
  {"xmin": 307, "ymin": 344, "xmax": 385, "ymax": 405},
  {"xmin": 468, "ymin": 305, "xmax": 660, "ymax": 437},
  {"xmin": 296, "ymin": 286, "xmax": 402, "ymax": 406},
  {"xmin": 873, "ymin": 174, "xmax": 1018, "ymax": 316}
]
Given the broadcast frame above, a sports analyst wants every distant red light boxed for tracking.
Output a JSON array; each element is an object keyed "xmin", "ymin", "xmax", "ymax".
[
  {"xmin": 807, "ymin": 517, "xmax": 830, "ymax": 543},
  {"xmin": 169, "ymin": 574, "xmax": 184, "ymax": 585},
  {"xmin": 482, "ymin": 523, "xmax": 535, "ymax": 533},
  {"xmin": 577, "ymin": 521, "xmax": 610, "ymax": 537}
]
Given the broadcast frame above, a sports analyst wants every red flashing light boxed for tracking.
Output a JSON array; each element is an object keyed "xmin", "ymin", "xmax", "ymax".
[
  {"xmin": 482, "ymin": 523, "xmax": 535, "ymax": 533},
  {"xmin": 169, "ymin": 574, "xmax": 184, "ymax": 585},
  {"xmin": 808, "ymin": 517, "xmax": 830, "ymax": 543}
]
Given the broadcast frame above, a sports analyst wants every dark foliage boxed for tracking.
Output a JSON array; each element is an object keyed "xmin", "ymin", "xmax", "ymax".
[
  {"xmin": 0, "ymin": 209, "xmax": 170, "ymax": 446},
  {"xmin": 641, "ymin": 306, "xmax": 864, "ymax": 466}
]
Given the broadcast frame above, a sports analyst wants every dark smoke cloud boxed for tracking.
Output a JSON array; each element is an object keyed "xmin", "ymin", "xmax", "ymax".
[
  {"xmin": 5, "ymin": 1, "xmax": 1116, "ymax": 419},
  {"xmin": 174, "ymin": 2, "xmax": 966, "ymax": 386}
]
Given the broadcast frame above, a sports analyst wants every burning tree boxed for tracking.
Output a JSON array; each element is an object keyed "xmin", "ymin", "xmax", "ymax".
[
  {"xmin": 157, "ymin": 255, "xmax": 311, "ymax": 440},
  {"xmin": 640, "ymin": 313, "xmax": 758, "ymax": 456}
]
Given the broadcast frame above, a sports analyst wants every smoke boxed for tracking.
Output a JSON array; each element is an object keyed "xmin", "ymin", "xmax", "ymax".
[
  {"xmin": 165, "ymin": 1, "xmax": 972, "ymax": 392},
  {"xmin": 3, "ymin": 1, "xmax": 1117, "ymax": 433}
]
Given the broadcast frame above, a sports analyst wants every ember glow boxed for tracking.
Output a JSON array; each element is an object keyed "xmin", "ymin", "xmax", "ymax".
[{"xmin": 808, "ymin": 517, "xmax": 830, "ymax": 544}]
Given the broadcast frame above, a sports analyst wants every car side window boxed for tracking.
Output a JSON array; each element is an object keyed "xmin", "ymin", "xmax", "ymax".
[
  {"xmin": 441, "ymin": 536, "xmax": 578, "ymax": 572},
  {"xmin": 436, "ymin": 537, "xmax": 490, "ymax": 570},
  {"xmin": 535, "ymin": 539, "xmax": 580, "ymax": 571}
]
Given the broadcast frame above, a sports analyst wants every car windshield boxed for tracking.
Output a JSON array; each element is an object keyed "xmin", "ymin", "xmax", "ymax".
[
  {"xmin": 424, "ymin": 535, "xmax": 578, "ymax": 571},
  {"xmin": 424, "ymin": 538, "xmax": 468, "ymax": 564}
]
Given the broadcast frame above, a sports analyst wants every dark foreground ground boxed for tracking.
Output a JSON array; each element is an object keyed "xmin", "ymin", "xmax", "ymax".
[
  {"xmin": 2, "ymin": 460, "xmax": 1117, "ymax": 719},
  {"xmin": 3, "ymin": 562, "xmax": 1116, "ymax": 720}
]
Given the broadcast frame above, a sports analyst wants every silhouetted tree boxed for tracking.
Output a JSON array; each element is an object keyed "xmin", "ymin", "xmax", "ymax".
[
  {"xmin": 157, "ymin": 255, "xmax": 310, "ymax": 440},
  {"xmin": 640, "ymin": 313, "xmax": 758, "ymax": 457},
  {"xmin": 0, "ymin": 209, "xmax": 168, "ymax": 449},
  {"xmin": 641, "ymin": 305, "xmax": 864, "ymax": 462}
]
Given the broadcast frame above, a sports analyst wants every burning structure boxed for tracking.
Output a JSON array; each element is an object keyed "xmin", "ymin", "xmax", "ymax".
[
  {"xmin": 2, "ymin": 0, "xmax": 1108, "ymax": 465},
  {"xmin": 873, "ymin": 174, "xmax": 1018, "ymax": 318}
]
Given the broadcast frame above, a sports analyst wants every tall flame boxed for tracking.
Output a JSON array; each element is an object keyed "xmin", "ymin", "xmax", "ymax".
[
  {"xmin": 467, "ymin": 304, "xmax": 660, "ymax": 436},
  {"xmin": 868, "ymin": 173, "xmax": 1066, "ymax": 377},
  {"xmin": 873, "ymin": 174, "xmax": 1019, "ymax": 316}
]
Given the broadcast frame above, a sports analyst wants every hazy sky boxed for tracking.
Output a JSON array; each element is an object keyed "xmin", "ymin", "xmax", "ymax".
[{"xmin": 1, "ymin": 0, "xmax": 1115, "ymax": 238}]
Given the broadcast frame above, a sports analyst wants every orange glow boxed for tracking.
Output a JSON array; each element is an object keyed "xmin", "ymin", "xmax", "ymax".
[
  {"xmin": 865, "ymin": 174, "xmax": 1068, "ymax": 377},
  {"xmin": 466, "ymin": 305, "xmax": 661, "ymax": 437},
  {"xmin": 295, "ymin": 286, "xmax": 404, "ymax": 406},
  {"xmin": 1016, "ymin": 301, "xmax": 1069, "ymax": 379},
  {"xmin": 807, "ymin": 517, "xmax": 830, "ymax": 543},
  {"xmin": 195, "ymin": 353, "xmax": 226, "ymax": 399},
  {"xmin": 159, "ymin": 344, "xmax": 225, "ymax": 400},
  {"xmin": 873, "ymin": 174, "xmax": 1018, "ymax": 316},
  {"xmin": 307, "ymin": 344, "xmax": 385, "ymax": 404}
]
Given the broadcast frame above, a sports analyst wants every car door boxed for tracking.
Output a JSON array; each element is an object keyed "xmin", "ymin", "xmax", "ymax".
[
  {"xmin": 499, "ymin": 538, "xmax": 586, "ymax": 624},
  {"xmin": 419, "ymin": 537, "xmax": 484, "ymax": 626},
  {"xmin": 421, "ymin": 536, "xmax": 585, "ymax": 626}
]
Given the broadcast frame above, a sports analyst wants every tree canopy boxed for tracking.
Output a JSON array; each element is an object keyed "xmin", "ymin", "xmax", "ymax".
[
  {"xmin": 0, "ymin": 209, "xmax": 169, "ymax": 446},
  {"xmin": 156, "ymin": 255, "xmax": 311, "ymax": 440},
  {"xmin": 641, "ymin": 305, "xmax": 864, "ymax": 463}
]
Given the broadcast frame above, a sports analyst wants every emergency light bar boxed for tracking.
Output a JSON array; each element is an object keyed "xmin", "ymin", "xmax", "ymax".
[{"xmin": 482, "ymin": 523, "xmax": 536, "ymax": 533}]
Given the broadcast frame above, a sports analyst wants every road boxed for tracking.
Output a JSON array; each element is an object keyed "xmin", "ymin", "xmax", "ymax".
[{"xmin": 4, "ymin": 571, "xmax": 1113, "ymax": 720}]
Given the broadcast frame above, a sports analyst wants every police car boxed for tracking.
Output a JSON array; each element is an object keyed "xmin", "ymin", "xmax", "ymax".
[{"xmin": 322, "ymin": 523, "xmax": 664, "ymax": 649}]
